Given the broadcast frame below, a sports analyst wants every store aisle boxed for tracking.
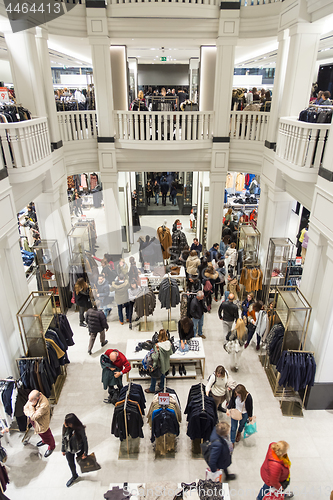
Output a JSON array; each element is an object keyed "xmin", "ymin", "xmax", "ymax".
[{"xmin": 4, "ymin": 296, "xmax": 333, "ymax": 499}]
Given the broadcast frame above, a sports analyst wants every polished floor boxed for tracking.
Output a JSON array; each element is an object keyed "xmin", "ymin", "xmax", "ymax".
[{"xmin": 5, "ymin": 211, "xmax": 333, "ymax": 500}]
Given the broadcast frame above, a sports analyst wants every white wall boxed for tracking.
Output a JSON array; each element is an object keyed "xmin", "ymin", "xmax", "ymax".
[{"xmin": 0, "ymin": 60, "xmax": 13, "ymax": 85}]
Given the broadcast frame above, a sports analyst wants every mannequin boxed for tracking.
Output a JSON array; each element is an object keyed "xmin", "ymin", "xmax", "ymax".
[{"xmin": 157, "ymin": 220, "xmax": 172, "ymax": 260}]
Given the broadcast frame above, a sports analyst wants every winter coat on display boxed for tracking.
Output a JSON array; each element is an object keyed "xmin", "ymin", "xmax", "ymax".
[
  {"xmin": 134, "ymin": 289, "xmax": 156, "ymax": 318},
  {"xmin": 170, "ymin": 230, "xmax": 188, "ymax": 262},
  {"xmin": 111, "ymin": 279, "xmax": 130, "ymax": 305},
  {"xmin": 186, "ymin": 255, "xmax": 201, "ymax": 276},
  {"xmin": 157, "ymin": 226, "xmax": 172, "ymax": 260},
  {"xmin": 158, "ymin": 277, "xmax": 180, "ymax": 309},
  {"xmin": 260, "ymin": 443, "xmax": 290, "ymax": 490},
  {"xmin": 208, "ymin": 427, "xmax": 232, "ymax": 473},
  {"xmin": 254, "ymin": 310, "xmax": 268, "ymax": 339},
  {"xmin": 85, "ymin": 308, "xmax": 109, "ymax": 334}
]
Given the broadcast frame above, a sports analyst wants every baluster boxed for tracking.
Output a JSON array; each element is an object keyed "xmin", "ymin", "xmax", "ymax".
[
  {"xmin": 255, "ymin": 114, "xmax": 261, "ymax": 141},
  {"xmin": 0, "ymin": 128, "xmax": 11, "ymax": 168},
  {"xmin": 65, "ymin": 113, "xmax": 72, "ymax": 141},
  {"xmin": 139, "ymin": 113, "xmax": 144, "ymax": 140},
  {"xmin": 35, "ymin": 123, "xmax": 43, "ymax": 161},
  {"xmin": 86, "ymin": 113, "xmax": 91, "ymax": 139},
  {"xmin": 57, "ymin": 114, "xmax": 63, "ymax": 143},
  {"xmin": 9, "ymin": 128, "xmax": 23, "ymax": 168},
  {"xmin": 38, "ymin": 122, "xmax": 46, "ymax": 160},
  {"xmin": 175, "ymin": 113, "xmax": 180, "ymax": 140},
  {"xmin": 284, "ymin": 124, "xmax": 291, "ymax": 160},
  {"xmin": 158, "ymin": 114, "xmax": 162, "ymax": 141},
  {"xmin": 245, "ymin": 113, "xmax": 251, "ymax": 140},
  {"xmin": 207, "ymin": 113, "xmax": 212, "ymax": 139},
  {"xmin": 152, "ymin": 112, "xmax": 156, "ymax": 141},
  {"xmin": 198, "ymin": 113, "xmax": 203, "ymax": 140},
  {"xmin": 296, "ymin": 127, "xmax": 307, "ymax": 166},
  {"xmin": 43, "ymin": 121, "xmax": 51, "ymax": 157},
  {"xmin": 128, "ymin": 114, "xmax": 133, "ymax": 140},
  {"xmin": 314, "ymin": 129, "xmax": 327, "ymax": 168},
  {"xmin": 134, "ymin": 113, "xmax": 139, "ymax": 140},
  {"xmin": 24, "ymin": 124, "xmax": 34, "ymax": 165},
  {"xmin": 92, "ymin": 112, "xmax": 97, "ymax": 138},
  {"xmin": 291, "ymin": 124, "xmax": 300, "ymax": 164},
  {"xmin": 305, "ymin": 129, "xmax": 317, "ymax": 168},
  {"xmin": 181, "ymin": 115, "xmax": 186, "ymax": 141},
  {"xmin": 230, "ymin": 112, "xmax": 235, "ymax": 138},
  {"xmin": 31, "ymin": 124, "xmax": 39, "ymax": 164},
  {"xmin": 146, "ymin": 112, "xmax": 150, "ymax": 141},
  {"xmin": 117, "ymin": 112, "xmax": 122, "ymax": 139},
  {"xmin": 239, "ymin": 113, "xmax": 246, "ymax": 140}
]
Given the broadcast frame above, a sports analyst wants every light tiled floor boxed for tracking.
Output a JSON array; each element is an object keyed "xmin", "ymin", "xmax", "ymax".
[{"xmin": 5, "ymin": 213, "xmax": 333, "ymax": 500}]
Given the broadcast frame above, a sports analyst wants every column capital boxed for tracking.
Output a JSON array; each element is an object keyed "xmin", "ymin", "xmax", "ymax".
[
  {"xmin": 35, "ymin": 26, "xmax": 48, "ymax": 40},
  {"xmin": 217, "ymin": 8, "xmax": 239, "ymax": 39},
  {"xmin": 86, "ymin": 8, "xmax": 108, "ymax": 37},
  {"xmin": 288, "ymin": 22, "xmax": 323, "ymax": 37},
  {"xmin": 88, "ymin": 36, "xmax": 111, "ymax": 46}
]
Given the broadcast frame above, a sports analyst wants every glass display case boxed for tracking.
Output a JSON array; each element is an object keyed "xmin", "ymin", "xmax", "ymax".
[
  {"xmin": 68, "ymin": 224, "xmax": 90, "ymax": 261},
  {"xmin": 238, "ymin": 225, "xmax": 260, "ymax": 266},
  {"xmin": 34, "ymin": 240, "xmax": 67, "ymax": 314},
  {"xmin": 263, "ymin": 238, "xmax": 295, "ymax": 303},
  {"xmin": 17, "ymin": 292, "xmax": 56, "ymax": 358}
]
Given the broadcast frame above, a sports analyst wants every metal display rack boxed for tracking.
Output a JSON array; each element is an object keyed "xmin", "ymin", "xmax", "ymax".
[
  {"xmin": 262, "ymin": 237, "xmax": 295, "ymax": 304},
  {"xmin": 238, "ymin": 224, "xmax": 261, "ymax": 266}
]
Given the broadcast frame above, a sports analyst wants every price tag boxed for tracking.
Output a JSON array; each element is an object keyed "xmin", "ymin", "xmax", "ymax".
[
  {"xmin": 158, "ymin": 393, "xmax": 170, "ymax": 405},
  {"xmin": 0, "ymin": 87, "xmax": 9, "ymax": 102},
  {"xmin": 144, "ymin": 262, "xmax": 151, "ymax": 272},
  {"xmin": 295, "ymin": 257, "xmax": 302, "ymax": 266},
  {"xmin": 140, "ymin": 277, "xmax": 148, "ymax": 288},
  {"xmin": 177, "ymin": 223, "xmax": 182, "ymax": 231}
]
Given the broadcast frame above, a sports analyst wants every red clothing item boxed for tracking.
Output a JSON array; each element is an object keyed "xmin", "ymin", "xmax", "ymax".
[
  {"xmin": 260, "ymin": 443, "xmax": 289, "ymax": 490},
  {"xmin": 104, "ymin": 349, "xmax": 131, "ymax": 375},
  {"xmin": 92, "ymin": 256, "xmax": 115, "ymax": 269}
]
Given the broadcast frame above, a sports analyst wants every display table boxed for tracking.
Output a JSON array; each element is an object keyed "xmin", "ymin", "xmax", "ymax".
[
  {"xmin": 139, "ymin": 268, "xmax": 186, "ymax": 291},
  {"xmin": 125, "ymin": 337, "xmax": 205, "ymax": 381}
]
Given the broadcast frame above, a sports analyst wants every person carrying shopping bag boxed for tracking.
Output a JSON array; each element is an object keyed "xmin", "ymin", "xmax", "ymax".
[{"xmin": 227, "ymin": 384, "xmax": 254, "ymax": 446}]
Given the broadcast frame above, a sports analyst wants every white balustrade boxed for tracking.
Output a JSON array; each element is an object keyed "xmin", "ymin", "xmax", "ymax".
[
  {"xmin": 230, "ymin": 111, "xmax": 270, "ymax": 142},
  {"xmin": 115, "ymin": 111, "xmax": 213, "ymax": 142},
  {"xmin": 109, "ymin": 0, "xmax": 281, "ymax": 4},
  {"xmin": 0, "ymin": 117, "xmax": 51, "ymax": 170},
  {"xmin": 276, "ymin": 117, "xmax": 330, "ymax": 169},
  {"xmin": 57, "ymin": 111, "xmax": 98, "ymax": 143},
  {"xmin": 239, "ymin": 0, "xmax": 282, "ymax": 5}
]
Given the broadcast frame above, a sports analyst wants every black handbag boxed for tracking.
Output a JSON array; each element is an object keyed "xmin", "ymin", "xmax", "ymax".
[
  {"xmin": 76, "ymin": 452, "xmax": 101, "ymax": 473},
  {"xmin": 281, "ymin": 478, "xmax": 290, "ymax": 490}
]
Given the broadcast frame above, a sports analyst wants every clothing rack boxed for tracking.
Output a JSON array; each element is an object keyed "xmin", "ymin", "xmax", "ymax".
[
  {"xmin": 278, "ymin": 350, "xmax": 315, "ymax": 415},
  {"xmin": 162, "ymin": 276, "xmax": 176, "ymax": 332},
  {"xmin": 123, "ymin": 382, "xmax": 132, "ymax": 456},
  {"xmin": 139, "ymin": 289, "xmax": 154, "ymax": 332}
]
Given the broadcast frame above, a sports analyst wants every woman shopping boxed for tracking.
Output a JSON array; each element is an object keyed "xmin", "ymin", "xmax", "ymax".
[
  {"xmin": 178, "ymin": 316, "xmax": 194, "ymax": 353},
  {"xmin": 224, "ymin": 318, "xmax": 248, "ymax": 372},
  {"xmin": 61, "ymin": 413, "xmax": 88, "ymax": 488},
  {"xmin": 145, "ymin": 329, "xmax": 172, "ymax": 394},
  {"xmin": 257, "ymin": 441, "xmax": 293, "ymax": 499},
  {"xmin": 74, "ymin": 278, "xmax": 91, "ymax": 327},
  {"xmin": 206, "ymin": 365, "xmax": 236, "ymax": 413},
  {"xmin": 244, "ymin": 301, "xmax": 268, "ymax": 350},
  {"xmin": 227, "ymin": 384, "xmax": 254, "ymax": 445}
]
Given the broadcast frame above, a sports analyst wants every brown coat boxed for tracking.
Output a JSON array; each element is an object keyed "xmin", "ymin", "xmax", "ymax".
[
  {"xmin": 23, "ymin": 393, "xmax": 51, "ymax": 434},
  {"xmin": 186, "ymin": 255, "xmax": 200, "ymax": 276},
  {"xmin": 157, "ymin": 226, "xmax": 172, "ymax": 259}
]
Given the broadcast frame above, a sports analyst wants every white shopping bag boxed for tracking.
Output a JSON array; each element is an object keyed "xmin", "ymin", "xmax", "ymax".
[{"xmin": 205, "ymin": 467, "xmax": 222, "ymax": 482}]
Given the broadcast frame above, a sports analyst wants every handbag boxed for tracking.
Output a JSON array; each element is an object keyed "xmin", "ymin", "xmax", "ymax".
[
  {"xmin": 229, "ymin": 408, "xmax": 242, "ymax": 420},
  {"xmin": 76, "ymin": 452, "xmax": 101, "ymax": 473},
  {"xmin": 243, "ymin": 419, "xmax": 257, "ymax": 438}
]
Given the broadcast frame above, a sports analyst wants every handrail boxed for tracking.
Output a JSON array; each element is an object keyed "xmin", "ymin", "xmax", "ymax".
[
  {"xmin": 276, "ymin": 117, "xmax": 330, "ymax": 169},
  {"xmin": 230, "ymin": 110, "xmax": 270, "ymax": 142},
  {"xmin": 115, "ymin": 110, "xmax": 213, "ymax": 142},
  {"xmin": 0, "ymin": 117, "xmax": 51, "ymax": 169}
]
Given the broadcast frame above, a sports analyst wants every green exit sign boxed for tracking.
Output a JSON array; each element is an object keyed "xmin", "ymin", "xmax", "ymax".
[{"xmin": 160, "ymin": 57, "xmax": 167, "ymax": 61}]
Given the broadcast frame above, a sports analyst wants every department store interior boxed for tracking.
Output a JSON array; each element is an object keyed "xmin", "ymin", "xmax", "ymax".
[{"xmin": 0, "ymin": 1, "xmax": 333, "ymax": 499}]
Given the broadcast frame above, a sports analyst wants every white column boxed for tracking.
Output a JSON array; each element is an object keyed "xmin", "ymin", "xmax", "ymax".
[
  {"xmin": 35, "ymin": 27, "xmax": 62, "ymax": 147},
  {"xmin": 99, "ymin": 172, "xmax": 123, "ymax": 256},
  {"xmin": 300, "ymin": 224, "xmax": 324, "ymax": 305},
  {"xmin": 199, "ymin": 46, "xmax": 216, "ymax": 112},
  {"xmin": 265, "ymin": 29, "xmax": 289, "ymax": 145},
  {"xmin": 110, "ymin": 46, "xmax": 128, "ymax": 111},
  {"xmin": 280, "ymin": 23, "xmax": 322, "ymax": 118},
  {"xmin": 5, "ymin": 29, "xmax": 47, "ymax": 118},
  {"xmin": 207, "ymin": 152, "xmax": 228, "ymax": 249},
  {"xmin": 213, "ymin": 9, "xmax": 239, "ymax": 138}
]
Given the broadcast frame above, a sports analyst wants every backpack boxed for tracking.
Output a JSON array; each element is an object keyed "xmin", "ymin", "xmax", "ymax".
[
  {"xmin": 142, "ymin": 348, "xmax": 154, "ymax": 371},
  {"xmin": 204, "ymin": 280, "xmax": 212, "ymax": 293},
  {"xmin": 200, "ymin": 438, "xmax": 219, "ymax": 465}
]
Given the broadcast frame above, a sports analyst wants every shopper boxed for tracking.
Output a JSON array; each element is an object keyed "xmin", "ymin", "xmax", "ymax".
[
  {"xmin": 85, "ymin": 305, "xmax": 109, "ymax": 355},
  {"xmin": 257, "ymin": 441, "xmax": 293, "ymax": 500},
  {"xmin": 301, "ymin": 226, "xmax": 309, "ymax": 265},
  {"xmin": 170, "ymin": 182, "xmax": 177, "ymax": 206},
  {"xmin": 244, "ymin": 300, "xmax": 266, "ymax": 350},
  {"xmin": 94, "ymin": 274, "xmax": 111, "ymax": 317},
  {"xmin": 225, "ymin": 208, "xmax": 233, "ymax": 222},
  {"xmin": 153, "ymin": 180, "xmax": 160, "ymax": 205},
  {"xmin": 215, "ymin": 260, "xmax": 226, "ymax": 302},
  {"xmin": 190, "ymin": 237, "xmax": 202, "ymax": 256},
  {"xmin": 160, "ymin": 177, "xmax": 169, "ymax": 206},
  {"xmin": 128, "ymin": 279, "xmax": 142, "ymax": 329},
  {"xmin": 101, "ymin": 348, "xmax": 131, "ymax": 403},
  {"xmin": 101, "ymin": 258, "xmax": 117, "ymax": 285},
  {"xmin": 208, "ymin": 422, "xmax": 236, "ymax": 481},
  {"xmin": 218, "ymin": 293, "xmax": 239, "ymax": 338},
  {"xmin": 206, "ymin": 365, "xmax": 235, "ymax": 412},
  {"xmin": 61, "ymin": 413, "xmax": 88, "ymax": 488},
  {"xmin": 23, "ymin": 390, "xmax": 55, "ymax": 458},
  {"xmin": 187, "ymin": 275, "xmax": 202, "ymax": 293},
  {"xmin": 111, "ymin": 274, "xmax": 130, "ymax": 325},
  {"xmin": 224, "ymin": 318, "xmax": 248, "ymax": 372},
  {"xmin": 74, "ymin": 278, "xmax": 91, "ymax": 327},
  {"xmin": 178, "ymin": 316, "xmax": 194, "ymax": 352},
  {"xmin": 146, "ymin": 181, "xmax": 153, "ymax": 206},
  {"xmin": 209, "ymin": 243, "xmax": 219, "ymax": 263},
  {"xmin": 203, "ymin": 263, "xmax": 219, "ymax": 312},
  {"xmin": 145, "ymin": 329, "xmax": 172, "ymax": 394},
  {"xmin": 225, "ymin": 242, "xmax": 238, "ymax": 271},
  {"xmin": 186, "ymin": 250, "xmax": 201, "ymax": 277},
  {"xmin": 128, "ymin": 256, "xmax": 141, "ymax": 286},
  {"xmin": 226, "ymin": 270, "xmax": 240, "ymax": 301},
  {"xmin": 320, "ymin": 90, "xmax": 332, "ymax": 105},
  {"xmin": 116, "ymin": 258, "xmax": 129, "ymax": 277},
  {"xmin": 227, "ymin": 384, "xmax": 253, "ymax": 445},
  {"xmin": 242, "ymin": 292, "xmax": 254, "ymax": 319},
  {"xmin": 219, "ymin": 235, "xmax": 230, "ymax": 259},
  {"xmin": 71, "ymin": 189, "xmax": 83, "ymax": 217},
  {"xmin": 189, "ymin": 290, "xmax": 207, "ymax": 339}
]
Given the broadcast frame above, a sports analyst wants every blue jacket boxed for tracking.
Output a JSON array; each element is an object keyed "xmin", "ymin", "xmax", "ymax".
[
  {"xmin": 219, "ymin": 241, "xmax": 229, "ymax": 258},
  {"xmin": 209, "ymin": 246, "xmax": 218, "ymax": 262},
  {"xmin": 208, "ymin": 427, "xmax": 232, "ymax": 472}
]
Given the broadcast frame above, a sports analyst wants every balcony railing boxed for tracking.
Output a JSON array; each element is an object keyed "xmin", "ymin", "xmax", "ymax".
[
  {"xmin": 240, "ymin": 0, "xmax": 282, "ymax": 4},
  {"xmin": 276, "ymin": 118, "xmax": 330, "ymax": 169},
  {"xmin": 230, "ymin": 111, "xmax": 270, "ymax": 142},
  {"xmin": 115, "ymin": 111, "xmax": 213, "ymax": 142},
  {"xmin": 0, "ymin": 117, "xmax": 51, "ymax": 170},
  {"xmin": 57, "ymin": 111, "xmax": 98, "ymax": 143}
]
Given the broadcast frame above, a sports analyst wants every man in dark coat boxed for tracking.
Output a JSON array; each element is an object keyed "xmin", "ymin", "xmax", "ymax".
[
  {"xmin": 160, "ymin": 177, "xmax": 169, "ymax": 206},
  {"xmin": 189, "ymin": 291, "xmax": 207, "ymax": 339},
  {"xmin": 208, "ymin": 422, "xmax": 236, "ymax": 481},
  {"xmin": 85, "ymin": 305, "xmax": 108, "ymax": 355}
]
